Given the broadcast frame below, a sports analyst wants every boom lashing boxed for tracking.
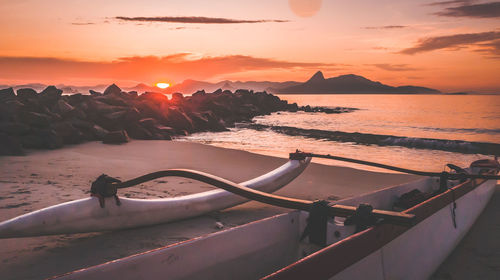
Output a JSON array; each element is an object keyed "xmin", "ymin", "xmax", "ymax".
[
  {"xmin": 300, "ymin": 200, "xmax": 331, "ymax": 247},
  {"xmin": 90, "ymin": 174, "xmax": 122, "ymax": 208},
  {"xmin": 344, "ymin": 204, "xmax": 378, "ymax": 233}
]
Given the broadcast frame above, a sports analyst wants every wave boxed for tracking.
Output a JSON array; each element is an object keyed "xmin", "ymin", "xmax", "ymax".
[
  {"xmin": 408, "ymin": 126, "xmax": 500, "ymax": 135},
  {"xmin": 241, "ymin": 124, "xmax": 500, "ymax": 155}
]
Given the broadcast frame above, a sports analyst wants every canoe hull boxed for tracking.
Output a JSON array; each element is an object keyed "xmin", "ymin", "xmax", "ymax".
[
  {"xmin": 53, "ymin": 212, "xmax": 305, "ymax": 280},
  {"xmin": 333, "ymin": 178, "xmax": 497, "ymax": 280},
  {"xmin": 0, "ymin": 158, "xmax": 310, "ymax": 238}
]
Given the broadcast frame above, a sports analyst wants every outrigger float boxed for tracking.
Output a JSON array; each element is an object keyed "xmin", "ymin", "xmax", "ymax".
[{"xmin": 0, "ymin": 152, "xmax": 498, "ymax": 280}]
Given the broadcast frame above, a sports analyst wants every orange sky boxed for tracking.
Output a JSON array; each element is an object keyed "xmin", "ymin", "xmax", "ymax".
[{"xmin": 0, "ymin": 0, "xmax": 499, "ymax": 92}]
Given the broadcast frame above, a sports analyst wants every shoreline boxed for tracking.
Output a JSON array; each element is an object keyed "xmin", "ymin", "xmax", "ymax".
[{"xmin": 0, "ymin": 141, "xmax": 497, "ymax": 279}]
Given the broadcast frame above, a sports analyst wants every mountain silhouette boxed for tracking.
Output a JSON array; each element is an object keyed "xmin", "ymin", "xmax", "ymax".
[{"xmin": 278, "ymin": 72, "xmax": 440, "ymax": 94}]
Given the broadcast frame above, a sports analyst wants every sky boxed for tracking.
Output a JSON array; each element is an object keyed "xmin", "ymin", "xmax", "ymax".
[{"xmin": 0, "ymin": 0, "xmax": 499, "ymax": 92}]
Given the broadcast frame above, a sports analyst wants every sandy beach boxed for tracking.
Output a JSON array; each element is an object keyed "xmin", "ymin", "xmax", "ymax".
[{"xmin": 0, "ymin": 140, "xmax": 497, "ymax": 279}]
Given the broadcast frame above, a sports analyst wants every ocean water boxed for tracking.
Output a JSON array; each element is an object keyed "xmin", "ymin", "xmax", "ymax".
[{"xmin": 179, "ymin": 94, "xmax": 500, "ymax": 173}]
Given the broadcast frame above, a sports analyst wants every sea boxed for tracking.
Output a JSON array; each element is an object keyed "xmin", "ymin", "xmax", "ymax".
[{"xmin": 178, "ymin": 94, "xmax": 500, "ymax": 173}]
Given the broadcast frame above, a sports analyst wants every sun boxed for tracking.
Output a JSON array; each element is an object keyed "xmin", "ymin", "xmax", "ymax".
[{"xmin": 156, "ymin": 82, "xmax": 170, "ymax": 89}]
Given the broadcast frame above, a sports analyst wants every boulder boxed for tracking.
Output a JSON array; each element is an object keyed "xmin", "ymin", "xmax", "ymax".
[
  {"xmin": 104, "ymin": 110, "xmax": 127, "ymax": 121},
  {"xmin": 55, "ymin": 99, "xmax": 75, "ymax": 115},
  {"xmin": 0, "ymin": 133, "xmax": 24, "ymax": 155},
  {"xmin": 126, "ymin": 122, "xmax": 153, "ymax": 140},
  {"xmin": 155, "ymin": 125, "xmax": 175, "ymax": 135},
  {"xmin": 193, "ymin": 90, "xmax": 206, "ymax": 96},
  {"xmin": 19, "ymin": 112, "xmax": 51, "ymax": 127},
  {"xmin": 66, "ymin": 93, "xmax": 87, "ymax": 106},
  {"xmin": 67, "ymin": 119, "xmax": 96, "ymax": 140},
  {"xmin": 139, "ymin": 92, "xmax": 169, "ymax": 104},
  {"xmin": 94, "ymin": 95, "xmax": 128, "ymax": 106},
  {"xmin": 287, "ymin": 103, "xmax": 299, "ymax": 112},
  {"xmin": 187, "ymin": 112, "xmax": 210, "ymax": 131},
  {"xmin": 138, "ymin": 118, "xmax": 159, "ymax": 130},
  {"xmin": 40, "ymin": 86, "xmax": 62, "ymax": 100},
  {"xmin": 164, "ymin": 107, "xmax": 194, "ymax": 131},
  {"xmin": 171, "ymin": 92, "xmax": 184, "ymax": 104},
  {"xmin": 153, "ymin": 125, "xmax": 174, "ymax": 140},
  {"xmin": 0, "ymin": 87, "xmax": 16, "ymax": 102},
  {"xmin": 103, "ymin": 84, "xmax": 122, "ymax": 95},
  {"xmin": 92, "ymin": 124, "xmax": 108, "ymax": 139},
  {"xmin": 235, "ymin": 89, "xmax": 251, "ymax": 95},
  {"xmin": 135, "ymin": 101, "xmax": 165, "ymax": 121},
  {"xmin": 16, "ymin": 88, "xmax": 38, "ymax": 99},
  {"xmin": 89, "ymin": 89, "xmax": 102, "ymax": 96},
  {"xmin": 124, "ymin": 108, "xmax": 141, "ymax": 122},
  {"xmin": 51, "ymin": 122, "xmax": 84, "ymax": 144},
  {"xmin": 0, "ymin": 100, "xmax": 24, "ymax": 122},
  {"xmin": 87, "ymin": 99, "xmax": 126, "ymax": 114},
  {"xmin": 102, "ymin": 130, "xmax": 129, "ymax": 144},
  {"xmin": 20, "ymin": 129, "xmax": 64, "ymax": 149},
  {"xmin": 0, "ymin": 122, "xmax": 31, "ymax": 135}
]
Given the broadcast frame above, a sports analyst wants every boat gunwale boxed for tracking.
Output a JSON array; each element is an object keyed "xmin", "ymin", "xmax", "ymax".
[
  {"xmin": 47, "ymin": 211, "xmax": 300, "ymax": 280},
  {"xmin": 263, "ymin": 171, "xmax": 498, "ymax": 280}
]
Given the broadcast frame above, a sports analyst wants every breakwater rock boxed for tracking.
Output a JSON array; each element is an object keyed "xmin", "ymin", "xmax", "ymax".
[{"xmin": 0, "ymin": 85, "xmax": 300, "ymax": 155}]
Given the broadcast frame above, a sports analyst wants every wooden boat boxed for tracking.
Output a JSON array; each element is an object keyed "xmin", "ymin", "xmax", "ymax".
[
  {"xmin": 49, "ymin": 157, "xmax": 499, "ymax": 280},
  {"xmin": 0, "ymin": 157, "xmax": 311, "ymax": 238}
]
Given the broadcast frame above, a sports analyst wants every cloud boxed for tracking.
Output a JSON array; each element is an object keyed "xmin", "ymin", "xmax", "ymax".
[
  {"xmin": 400, "ymin": 31, "xmax": 500, "ymax": 55},
  {"xmin": 474, "ymin": 39, "xmax": 500, "ymax": 58},
  {"xmin": 426, "ymin": 0, "xmax": 476, "ymax": 6},
  {"xmin": 71, "ymin": 22, "xmax": 95, "ymax": 25},
  {"xmin": 0, "ymin": 54, "xmax": 335, "ymax": 83},
  {"xmin": 363, "ymin": 25, "xmax": 407, "ymax": 29},
  {"xmin": 369, "ymin": 64, "xmax": 419, "ymax": 71},
  {"xmin": 115, "ymin": 16, "xmax": 289, "ymax": 24},
  {"xmin": 434, "ymin": 2, "xmax": 500, "ymax": 18}
]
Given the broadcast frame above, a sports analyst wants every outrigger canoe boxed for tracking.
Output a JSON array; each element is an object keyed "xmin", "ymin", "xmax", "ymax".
[
  {"xmin": 0, "ymin": 157, "xmax": 311, "ymax": 238},
  {"xmin": 47, "ymin": 155, "xmax": 498, "ymax": 280},
  {"xmin": 1, "ymin": 153, "xmax": 498, "ymax": 280}
]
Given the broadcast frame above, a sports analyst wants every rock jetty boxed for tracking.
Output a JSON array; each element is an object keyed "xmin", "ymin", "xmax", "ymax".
[{"xmin": 0, "ymin": 85, "xmax": 303, "ymax": 155}]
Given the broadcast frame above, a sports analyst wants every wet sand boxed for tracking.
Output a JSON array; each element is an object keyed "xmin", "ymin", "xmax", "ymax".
[
  {"xmin": 0, "ymin": 140, "xmax": 496, "ymax": 279},
  {"xmin": 432, "ymin": 184, "xmax": 500, "ymax": 279}
]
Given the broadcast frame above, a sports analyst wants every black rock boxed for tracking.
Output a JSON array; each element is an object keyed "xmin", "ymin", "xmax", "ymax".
[
  {"xmin": 55, "ymin": 99, "xmax": 75, "ymax": 115},
  {"xmin": 138, "ymin": 118, "xmax": 159, "ymax": 130},
  {"xmin": 0, "ymin": 88, "xmax": 16, "ymax": 102},
  {"xmin": 40, "ymin": 86, "xmax": 63, "ymax": 99},
  {"xmin": 0, "ymin": 133, "xmax": 24, "ymax": 155},
  {"xmin": 171, "ymin": 92, "xmax": 184, "ymax": 104},
  {"xmin": 0, "ymin": 122, "xmax": 31, "ymax": 135},
  {"xmin": 17, "ymin": 88, "xmax": 38, "ymax": 99},
  {"xmin": 192, "ymin": 90, "xmax": 206, "ymax": 96},
  {"xmin": 67, "ymin": 93, "xmax": 87, "ymax": 106},
  {"xmin": 126, "ymin": 122, "xmax": 153, "ymax": 140},
  {"xmin": 19, "ymin": 112, "xmax": 51, "ymax": 127},
  {"xmin": 94, "ymin": 95, "xmax": 128, "ymax": 106},
  {"xmin": 164, "ymin": 107, "xmax": 194, "ymax": 132},
  {"xmin": 102, "ymin": 130, "xmax": 129, "ymax": 144},
  {"xmin": 153, "ymin": 126, "xmax": 174, "ymax": 140},
  {"xmin": 51, "ymin": 122, "xmax": 84, "ymax": 144},
  {"xmin": 92, "ymin": 124, "xmax": 108, "ymax": 139},
  {"xmin": 103, "ymin": 84, "xmax": 122, "ymax": 95},
  {"xmin": 21, "ymin": 128, "xmax": 64, "ymax": 149},
  {"xmin": 89, "ymin": 89, "xmax": 102, "ymax": 96},
  {"xmin": 139, "ymin": 92, "xmax": 170, "ymax": 104}
]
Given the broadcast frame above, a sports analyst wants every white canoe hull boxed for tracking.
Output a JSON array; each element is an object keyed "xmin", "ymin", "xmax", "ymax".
[
  {"xmin": 51, "ymin": 167, "xmax": 498, "ymax": 280},
  {"xmin": 333, "ymin": 177, "xmax": 497, "ymax": 280},
  {"xmin": 0, "ymin": 158, "xmax": 311, "ymax": 238}
]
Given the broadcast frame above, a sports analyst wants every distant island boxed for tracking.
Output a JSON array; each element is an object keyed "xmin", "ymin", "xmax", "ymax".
[{"xmin": 276, "ymin": 71, "xmax": 440, "ymax": 94}]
